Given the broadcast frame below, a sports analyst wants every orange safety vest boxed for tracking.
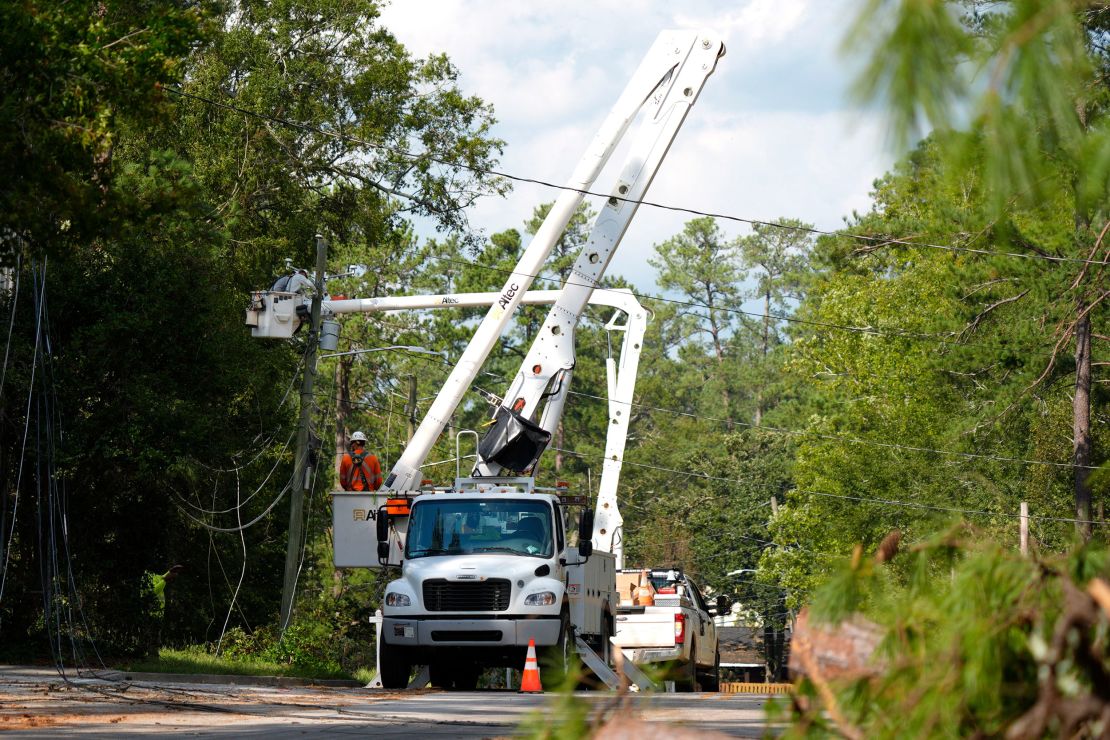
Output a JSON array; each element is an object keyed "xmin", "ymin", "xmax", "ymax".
[{"xmin": 340, "ymin": 452, "xmax": 382, "ymax": 491}]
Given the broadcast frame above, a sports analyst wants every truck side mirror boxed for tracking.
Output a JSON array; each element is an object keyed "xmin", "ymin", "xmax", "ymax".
[
  {"xmin": 376, "ymin": 509, "xmax": 391, "ymax": 563},
  {"xmin": 716, "ymin": 594, "xmax": 731, "ymax": 614},
  {"xmin": 578, "ymin": 510, "xmax": 594, "ymax": 558},
  {"xmin": 376, "ymin": 509, "xmax": 389, "ymax": 543}
]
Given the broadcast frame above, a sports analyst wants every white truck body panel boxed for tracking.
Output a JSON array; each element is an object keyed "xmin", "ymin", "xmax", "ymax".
[
  {"xmin": 567, "ymin": 551, "xmax": 617, "ymax": 636},
  {"xmin": 331, "ymin": 491, "xmax": 399, "ymax": 567}
]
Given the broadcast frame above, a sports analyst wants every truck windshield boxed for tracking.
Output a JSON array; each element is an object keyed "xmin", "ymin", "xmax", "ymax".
[{"xmin": 405, "ymin": 499, "xmax": 555, "ymax": 559}]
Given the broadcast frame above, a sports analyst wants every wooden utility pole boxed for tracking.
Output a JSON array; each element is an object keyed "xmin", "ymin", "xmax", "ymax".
[
  {"xmin": 1020, "ymin": 502, "xmax": 1029, "ymax": 556},
  {"xmin": 280, "ymin": 235, "xmax": 327, "ymax": 630},
  {"xmin": 770, "ymin": 496, "xmax": 779, "ymax": 515}
]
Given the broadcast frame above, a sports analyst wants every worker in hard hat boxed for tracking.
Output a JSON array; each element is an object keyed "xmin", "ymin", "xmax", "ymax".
[{"xmin": 339, "ymin": 431, "xmax": 383, "ymax": 491}]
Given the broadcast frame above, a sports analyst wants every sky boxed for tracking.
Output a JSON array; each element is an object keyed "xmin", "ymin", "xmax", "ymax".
[{"xmin": 378, "ymin": 0, "xmax": 896, "ymax": 292}]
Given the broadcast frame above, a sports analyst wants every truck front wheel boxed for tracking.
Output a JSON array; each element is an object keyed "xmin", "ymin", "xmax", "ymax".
[
  {"xmin": 430, "ymin": 662, "xmax": 480, "ymax": 690},
  {"xmin": 453, "ymin": 665, "xmax": 480, "ymax": 690},
  {"xmin": 541, "ymin": 612, "xmax": 572, "ymax": 688},
  {"xmin": 379, "ymin": 640, "xmax": 412, "ymax": 690},
  {"xmin": 698, "ymin": 650, "xmax": 721, "ymax": 692}
]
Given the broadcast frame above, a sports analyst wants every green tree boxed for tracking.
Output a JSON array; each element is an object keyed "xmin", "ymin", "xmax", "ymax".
[
  {"xmin": 0, "ymin": 0, "xmax": 209, "ymax": 263},
  {"xmin": 738, "ymin": 218, "xmax": 812, "ymax": 425},
  {"xmin": 650, "ymin": 217, "xmax": 750, "ymax": 419},
  {"xmin": 767, "ymin": 135, "xmax": 1091, "ymax": 603},
  {"xmin": 0, "ymin": 0, "xmax": 511, "ymax": 659},
  {"xmin": 848, "ymin": 0, "xmax": 1109, "ymax": 537}
]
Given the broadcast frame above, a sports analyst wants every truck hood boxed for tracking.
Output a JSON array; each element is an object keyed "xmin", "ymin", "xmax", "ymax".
[
  {"xmin": 389, "ymin": 554, "xmax": 564, "ymax": 615},
  {"xmin": 406, "ymin": 553, "xmax": 551, "ymax": 584}
]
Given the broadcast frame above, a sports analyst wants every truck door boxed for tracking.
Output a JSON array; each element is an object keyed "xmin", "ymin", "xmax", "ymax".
[{"xmin": 687, "ymin": 579, "xmax": 711, "ymax": 665}]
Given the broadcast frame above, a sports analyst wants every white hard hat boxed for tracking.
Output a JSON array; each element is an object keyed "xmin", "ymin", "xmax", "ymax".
[{"xmin": 350, "ymin": 431, "xmax": 368, "ymax": 444}]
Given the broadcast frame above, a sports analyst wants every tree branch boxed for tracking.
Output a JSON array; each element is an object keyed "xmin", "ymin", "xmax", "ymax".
[{"xmin": 960, "ymin": 289, "xmax": 1030, "ymax": 339}]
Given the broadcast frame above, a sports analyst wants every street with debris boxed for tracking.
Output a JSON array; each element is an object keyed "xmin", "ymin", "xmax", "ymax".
[{"xmin": 0, "ymin": 668, "xmax": 777, "ymax": 738}]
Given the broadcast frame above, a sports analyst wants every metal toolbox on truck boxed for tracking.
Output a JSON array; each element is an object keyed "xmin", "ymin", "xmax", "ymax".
[{"xmin": 331, "ymin": 491, "xmax": 405, "ymax": 567}]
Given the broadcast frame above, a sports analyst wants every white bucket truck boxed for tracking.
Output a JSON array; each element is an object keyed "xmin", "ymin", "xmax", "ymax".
[
  {"xmin": 371, "ymin": 478, "xmax": 612, "ymax": 688},
  {"xmin": 251, "ymin": 28, "xmax": 724, "ymax": 689}
]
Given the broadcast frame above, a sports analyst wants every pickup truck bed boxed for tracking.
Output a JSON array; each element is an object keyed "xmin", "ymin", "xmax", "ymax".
[{"xmin": 611, "ymin": 569, "xmax": 720, "ymax": 691}]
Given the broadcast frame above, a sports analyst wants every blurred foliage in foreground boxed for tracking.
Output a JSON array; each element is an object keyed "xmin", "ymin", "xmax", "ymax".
[{"xmin": 777, "ymin": 527, "xmax": 1110, "ymax": 739}]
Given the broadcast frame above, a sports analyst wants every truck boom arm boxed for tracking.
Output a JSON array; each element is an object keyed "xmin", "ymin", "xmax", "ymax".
[
  {"xmin": 474, "ymin": 32, "xmax": 723, "ymax": 479},
  {"xmin": 388, "ymin": 30, "xmax": 724, "ymax": 491}
]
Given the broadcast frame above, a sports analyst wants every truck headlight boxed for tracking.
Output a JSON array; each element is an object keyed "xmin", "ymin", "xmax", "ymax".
[
  {"xmin": 524, "ymin": 591, "xmax": 557, "ymax": 606},
  {"xmin": 385, "ymin": 592, "xmax": 411, "ymax": 607}
]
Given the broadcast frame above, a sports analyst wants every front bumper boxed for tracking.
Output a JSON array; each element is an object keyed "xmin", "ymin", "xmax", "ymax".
[
  {"xmin": 383, "ymin": 615, "xmax": 561, "ymax": 648},
  {"xmin": 626, "ymin": 646, "xmax": 685, "ymax": 664}
]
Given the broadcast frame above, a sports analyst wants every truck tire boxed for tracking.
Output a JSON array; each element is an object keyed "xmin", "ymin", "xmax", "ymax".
[
  {"xmin": 542, "ymin": 612, "xmax": 572, "ymax": 688},
  {"xmin": 699, "ymin": 651, "xmax": 721, "ymax": 692},
  {"xmin": 678, "ymin": 639, "xmax": 698, "ymax": 692},
  {"xmin": 599, "ymin": 615, "xmax": 612, "ymax": 666},
  {"xmin": 429, "ymin": 662, "xmax": 453, "ymax": 689},
  {"xmin": 453, "ymin": 665, "xmax": 480, "ymax": 690},
  {"xmin": 379, "ymin": 640, "xmax": 412, "ymax": 690}
]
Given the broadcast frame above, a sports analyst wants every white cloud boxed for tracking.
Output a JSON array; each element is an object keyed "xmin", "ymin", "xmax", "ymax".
[
  {"xmin": 377, "ymin": 0, "xmax": 894, "ymax": 293},
  {"xmin": 675, "ymin": 0, "xmax": 809, "ymax": 51}
]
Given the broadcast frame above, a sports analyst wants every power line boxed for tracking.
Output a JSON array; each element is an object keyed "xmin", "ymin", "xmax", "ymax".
[
  {"xmin": 431, "ymin": 255, "xmax": 969, "ymax": 345},
  {"xmin": 173, "ymin": 428, "xmax": 297, "ymax": 516},
  {"xmin": 550, "ymin": 444, "xmax": 1108, "ymax": 528},
  {"xmin": 331, "ymin": 364, "xmax": 1106, "ymax": 528},
  {"xmin": 193, "ymin": 351, "xmax": 306, "ymax": 475},
  {"xmin": 214, "ymin": 469, "xmax": 247, "ymax": 655},
  {"xmin": 0, "ymin": 262, "xmax": 46, "ymax": 609},
  {"xmin": 175, "ymin": 475, "xmax": 294, "ymax": 533},
  {"xmin": 323, "ymin": 344, "xmax": 1093, "ymax": 475},
  {"xmin": 164, "ymin": 85, "xmax": 1110, "ymax": 268},
  {"xmin": 564, "ymin": 389, "xmax": 1093, "ymax": 470}
]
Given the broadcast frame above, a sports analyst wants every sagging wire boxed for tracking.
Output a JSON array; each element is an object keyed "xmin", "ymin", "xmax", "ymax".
[
  {"xmin": 0, "ymin": 260, "xmax": 45, "ymax": 614},
  {"xmin": 173, "ymin": 427, "xmax": 297, "ymax": 516},
  {"xmin": 215, "ymin": 468, "xmax": 247, "ymax": 655},
  {"xmin": 194, "ymin": 348, "xmax": 307, "ymax": 475}
]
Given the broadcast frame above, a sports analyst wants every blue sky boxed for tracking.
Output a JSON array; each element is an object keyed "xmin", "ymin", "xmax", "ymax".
[{"xmin": 379, "ymin": 0, "xmax": 896, "ymax": 291}]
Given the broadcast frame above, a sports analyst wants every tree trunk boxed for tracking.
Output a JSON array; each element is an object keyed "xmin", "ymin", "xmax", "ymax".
[
  {"xmin": 1074, "ymin": 309, "xmax": 1092, "ymax": 540},
  {"xmin": 708, "ymin": 309, "xmax": 732, "ymax": 424},
  {"xmin": 755, "ymin": 289, "xmax": 770, "ymax": 427}
]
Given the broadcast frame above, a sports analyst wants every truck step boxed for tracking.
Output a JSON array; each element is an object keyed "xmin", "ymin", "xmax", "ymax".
[
  {"xmin": 617, "ymin": 647, "xmax": 658, "ymax": 691},
  {"xmin": 573, "ymin": 637, "xmax": 658, "ymax": 691},
  {"xmin": 574, "ymin": 636, "xmax": 623, "ymax": 690}
]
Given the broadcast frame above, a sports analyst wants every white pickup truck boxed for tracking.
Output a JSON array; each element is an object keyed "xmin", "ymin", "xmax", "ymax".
[{"xmin": 611, "ymin": 568, "xmax": 720, "ymax": 691}]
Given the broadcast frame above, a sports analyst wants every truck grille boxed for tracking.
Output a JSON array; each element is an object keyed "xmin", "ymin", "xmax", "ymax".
[{"xmin": 422, "ymin": 578, "xmax": 511, "ymax": 612}]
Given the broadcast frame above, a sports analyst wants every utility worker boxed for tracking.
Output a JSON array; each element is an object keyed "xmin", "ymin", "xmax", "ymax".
[{"xmin": 339, "ymin": 431, "xmax": 382, "ymax": 491}]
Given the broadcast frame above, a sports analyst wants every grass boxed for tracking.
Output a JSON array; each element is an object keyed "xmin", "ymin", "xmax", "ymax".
[{"xmin": 118, "ymin": 646, "xmax": 360, "ymax": 681}]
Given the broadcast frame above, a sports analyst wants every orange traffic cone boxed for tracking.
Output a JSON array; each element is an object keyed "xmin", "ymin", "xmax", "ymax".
[{"xmin": 519, "ymin": 638, "xmax": 543, "ymax": 693}]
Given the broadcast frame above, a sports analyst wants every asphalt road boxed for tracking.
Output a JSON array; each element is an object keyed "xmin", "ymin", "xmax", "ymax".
[{"xmin": 0, "ymin": 667, "xmax": 778, "ymax": 738}]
